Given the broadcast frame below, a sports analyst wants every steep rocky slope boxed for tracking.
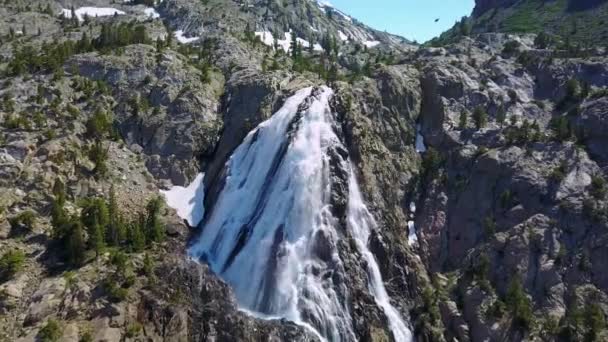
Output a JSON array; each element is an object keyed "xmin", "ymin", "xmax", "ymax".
[
  {"xmin": 0, "ymin": 0, "xmax": 607, "ymax": 341},
  {"xmin": 431, "ymin": 0, "xmax": 608, "ymax": 47}
]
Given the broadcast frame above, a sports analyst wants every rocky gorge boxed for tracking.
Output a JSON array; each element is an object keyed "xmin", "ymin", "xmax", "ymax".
[{"xmin": 0, "ymin": 0, "xmax": 607, "ymax": 341}]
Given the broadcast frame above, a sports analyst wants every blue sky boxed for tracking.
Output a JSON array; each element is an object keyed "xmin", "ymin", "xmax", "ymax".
[{"xmin": 328, "ymin": 0, "xmax": 475, "ymax": 43}]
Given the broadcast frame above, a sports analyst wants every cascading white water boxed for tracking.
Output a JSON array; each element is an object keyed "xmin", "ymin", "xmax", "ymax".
[
  {"xmin": 189, "ymin": 86, "xmax": 412, "ymax": 342},
  {"xmin": 346, "ymin": 172, "xmax": 413, "ymax": 342}
]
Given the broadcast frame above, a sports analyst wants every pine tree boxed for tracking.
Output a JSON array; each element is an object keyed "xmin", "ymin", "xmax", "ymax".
[
  {"xmin": 66, "ymin": 219, "xmax": 86, "ymax": 266},
  {"xmin": 496, "ymin": 105, "xmax": 506, "ymax": 128},
  {"xmin": 52, "ymin": 178, "xmax": 66, "ymax": 206},
  {"xmin": 107, "ymin": 185, "xmax": 126, "ymax": 246},
  {"xmin": 89, "ymin": 140, "xmax": 109, "ymax": 177},
  {"xmin": 290, "ymin": 31, "xmax": 298, "ymax": 60},
  {"xmin": 308, "ymin": 36, "xmax": 314, "ymax": 54},
  {"xmin": 505, "ymin": 275, "xmax": 533, "ymax": 330},
  {"xmin": 145, "ymin": 197, "xmax": 165, "ymax": 243},
  {"xmin": 327, "ymin": 64, "xmax": 338, "ymax": 83},
  {"xmin": 128, "ymin": 215, "xmax": 146, "ymax": 252},
  {"xmin": 472, "ymin": 106, "xmax": 488, "ymax": 130},
  {"xmin": 89, "ymin": 223, "xmax": 105, "ymax": 258},
  {"xmin": 81, "ymin": 198, "xmax": 109, "ymax": 257},
  {"xmin": 50, "ymin": 179, "xmax": 69, "ymax": 240},
  {"xmin": 459, "ymin": 111, "xmax": 468, "ymax": 129}
]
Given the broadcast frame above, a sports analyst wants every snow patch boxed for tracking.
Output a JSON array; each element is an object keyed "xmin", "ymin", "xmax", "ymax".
[
  {"xmin": 143, "ymin": 7, "xmax": 160, "ymax": 19},
  {"xmin": 62, "ymin": 7, "xmax": 125, "ymax": 22},
  {"xmin": 160, "ymin": 173, "xmax": 205, "ymax": 227},
  {"xmin": 255, "ymin": 31, "xmax": 323, "ymax": 52},
  {"xmin": 338, "ymin": 30, "xmax": 349, "ymax": 41},
  {"xmin": 174, "ymin": 30, "xmax": 200, "ymax": 44},
  {"xmin": 363, "ymin": 40, "xmax": 381, "ymax": 48}
]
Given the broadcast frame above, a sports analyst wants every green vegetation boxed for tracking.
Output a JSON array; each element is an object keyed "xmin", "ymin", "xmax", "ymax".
[
  {"xmin": 145, "ymin": 196, "xmax": 165, "ymax": 243},
  {"xmin": 88, "ymin": 140, "xmax": 109, "ymax": 177},
  {"xmin": 428, "ymin": 0, "xmax": 608, "ymax": 47},
  {"xmin": 458, "ymin": 111, "xmax": 467, "ymax": 129},
  {"xmin": 0, "ymin": 249, "xmax": 26, "ymax": 281},
  {"xmin": 487, "ymin": 298, "xmax": 507, "ymax": 319},
  {"xmin": 505, "ymin": 275, "xmax": 534, "ymax": 330},
  {"xmin": 505, "ymin": 119, "xmax": 542, "ymax": 145},
  {"xmin": 557, "ymin": 299, "xmax": 607, "ymax": 340},
  {"xmin": 550, "ymin": 115, "xmax": 572, "ymax": 141},
  {"xmin": 8, "ymin": 210, "xmax": 36, "ymax": 231},
  {"xmin": 422, "ymin": 147, "xmax": 443, "ymax": 179},
  {"xmin": 5, "ymin": 22, "xmax": 150, "ymax": 77},
  {"xmin": 125, "ymin": 322, "xmax": 143, "ymax": 338},
  {"xmin": 472, "ymin": 106, "xmax": 488, "ymax": 130},
  {"xmin": 585, "ymin": 303, "xmax": 606, "ymax": 341},
  {"xmin": 496, "ymin": 105, "xmax": 506, "ymax": 128},
  {"xmin": 86, "ymin": 108, "xmax": 113, "ymax": 139},
  {"xmin": 590, "ymin": 175, "xmax": 607, "ymax": 199},
  {"xmin": 50, "ymin": 177, "xmax": 166, "ymax": 268},
  {"xmin": 550, "ymin": 160, "xmax": 568, "ymax": 182},
  {"xmin": 483, "ymin": 217, "xmax": 496, "ymax": 237},
  {"xmin": 502, "ymin": 40, "xmax": 521, "ymax": 55},
  {"xmin": 38, "ymin": 319, "xmax": 63, "ymax": 342}
]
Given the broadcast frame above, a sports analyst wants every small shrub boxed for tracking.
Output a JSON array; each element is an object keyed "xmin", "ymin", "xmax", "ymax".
[
  {"xmin": 500, "ymin": 190, "xmax": 513, "ymax": 208},
  {"xmin": 8, "ymin": 210, "xmax": 36, "ymax": 230},
  {"xmin": 142, "ymin": 253, "xmax": 154, "ymax": 277},
  {"xmin": 125, "ymin": 322, "xmax": 143, "ymax": 338},
  {"xmin": 590, "ymin": 175, "xmax": 606, "ymax": 199},
  {"xmin": 0, "ymin": 249, "xmax": 26, "ymax": 281},
  {"xmin": 38, "ymin": 319, "xmax": 62, "ymax": 342},
  {"xmin": 3, "ymin": 114, "xmax": 31, "ymax": 130},
  {"xmin": 85, "ymin": 109, "xmax": 112, "ymax": 139},
  {"xmin": 104, "ymin": 279, "xmax": 128, "ymax": 302},
  {"xmin": 550, "ymin": 116, "xmax": 572, "ymax": 141},
  {"xmin": 79, "ymin": 331, "xmax": 93, "ymax": 342},
  {"xmin": 550, "ymin": 161, "xmax": 568, "ymax": 182},
  {"xmin": 488, "ymin": 298, "xmax": 507, "ymax": 319},
  {"xmin": 422, "ymin": 147, "xmax": 443, "ymax": 179},
  {"xmin": 483, "ymin": 217, "xmax": 496, "ymax": 236},
  {"xmin": 565, "ymin": 78, "xmax": 580, "ymax": 101},
  {"xmin": 502, "ymin": 40, "xmax": 521, "ymax": 55},
  {"xmin": 582, "ymin": 198, "xmax": 604, "ymax": 223},
  {"xmin": 585, "ymin": 303, "xmax": 606, "ymax": 339},
  {"xmin": 534, "ymin": 32, "xmax": 553, "ymax": 49}
]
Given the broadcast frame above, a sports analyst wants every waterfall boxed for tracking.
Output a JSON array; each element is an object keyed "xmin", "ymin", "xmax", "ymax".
[
  {"xmin": 346, "ymin": 172, "xmax": 413, "ymax": 342},
  {"xmin": 189, "ymin": 86, "xmax": 412, "ymax": 342}
]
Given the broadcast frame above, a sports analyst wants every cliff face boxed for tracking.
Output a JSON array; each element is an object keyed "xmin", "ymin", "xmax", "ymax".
[{"xmin": 1, "ymin": 0, "xmax": 608, "ymax": 341}]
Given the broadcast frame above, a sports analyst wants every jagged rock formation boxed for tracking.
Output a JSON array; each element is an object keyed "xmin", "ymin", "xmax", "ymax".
[{"xmin": 1, "ymin": 0, "xmax": 607, "ymax": 341}]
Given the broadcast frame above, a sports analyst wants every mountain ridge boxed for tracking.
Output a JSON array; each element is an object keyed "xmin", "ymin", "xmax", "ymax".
[{"xmin": 431, "ymin": 0, "xmax": 608, "ymax": 46}]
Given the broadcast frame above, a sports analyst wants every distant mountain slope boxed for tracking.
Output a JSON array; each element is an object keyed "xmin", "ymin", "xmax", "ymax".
[
  {"xmin": 430, "ymin": 0, "xmax": 608, "ymax": 46},
  {"xmin": 159, "ymin": 0, "xmax": 414, "ymax": 52}
]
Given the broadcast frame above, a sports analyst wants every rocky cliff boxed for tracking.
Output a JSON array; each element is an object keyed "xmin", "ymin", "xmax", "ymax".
[
  {"xmin": 433, "ymin": 0, "xmax": 608, "ymax": 47},
  {"xmin": 0, "ymin": 0, "xmax": 607, "ymax": 341}
]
